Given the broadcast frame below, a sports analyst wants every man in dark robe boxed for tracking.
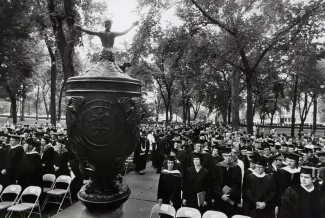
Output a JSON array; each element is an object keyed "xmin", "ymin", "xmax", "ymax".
[
  {"xmin": 212, "ymin": 147, "xmax": 242, "ymax": 217},
  {"xmin": 183, "ymin": 153, "xmax": 211, "ymax": 214},
  {"xmin": 1, "ymin": 135, "xmax": 24, "ymax": 185},
  {"xmin": 244, "ymin": 156, "xmax": 276, "ymax": 218},
  {"xmin": 133, "ymin": 131, "xmax": 150, "ymax": 175},
  {"xmin": 0, "ymin": 133, "xmax": 10, "ymax": 186},
  {"xmin": 280, "ymin": 166, "xmax": 325, "ymax": 218}
]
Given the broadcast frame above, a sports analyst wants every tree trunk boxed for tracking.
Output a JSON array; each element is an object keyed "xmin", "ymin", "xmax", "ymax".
[
  {"xmin": 42, "ymin": 85, "xmax": 50, "ymax": 120},
  {"xmin": 28, "ymin": 102, "xmax": 31, "ymax": 115},
  {"xmin": 46, "ymin": 39, "xmax": 57, "ymax": 126},
  {"xmin": 10, "ymin": 96, "xmax": 17, "ymax": 124},
  {"xmin": 187, "ymin": 100, "xmax": 190, "ymax": 124},
  {"xmin": 231, "ymin": 69, "xmax": 240, "ymax": 129},
  {"xmin": 291, "ymin": 77, "xmax": 298, "ymax": 137},
  {"xmin": 36, "ymin": 85, "xmax": 40, "ymax": 120},
  {"xmin": 269, "ymin": 95, "xmax": 278, "ymax": 130},
  {"xmin": 246, "ymin": 74, "xmax": 254, "ymax": 134},
  {"xmin": 20, "ymin": 95, "xmax": 26, "ymax": 121},
  {"xmin": 227, "ymin": 100, "xmax": 231, "ymax": 124},
  {"xmin": 57, "ymin": 81, "xmax": 66, "ymax": 121},
  {"xmin": 222, "ymin": 109, "xmax": 227, "ymax": 124},
  {"xmin": 313, "ymin": 95, "xmax": 317, "ymax": 133}
]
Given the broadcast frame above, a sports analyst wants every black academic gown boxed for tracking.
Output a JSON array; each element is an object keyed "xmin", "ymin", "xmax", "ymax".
[
  {"xmin": 20, "ymin": 152, "xmax": 42, "ymax": 189},
  {"xmin": 0, "ymin": 145, "xmax": 10, "ymax": 186},
  {"xmin": 212, "ymin": 161, "xmax": 242, "ymax": 217},
  {"xmin": 183, "ymin": 166, "xmax": 211, "ymax": 211},
  {"xmin": 280, "ymin": 184, "xmax": 324, "ymax": 218},
  {"xmin": 133, "ymin": 138, "xmax": 150, "ymax": 171},
  {"xmin": 157, "ymin": 169, "xmax": 182, "ymax": 210},
  {"xmin": 244, "ymin": 173, "xmax": 276, "ymax": 218},
  {"xmin": 266, "ymin": 167, "xmax": 287, "ymax": 206},
  {"xmin": 42, "ymin": 146, "xmax": 55, "ymax": 175},
  {"xmin": 5, "ymin": 145, "xmax": 24, "ymax": 184},
  {"xmin": 282, "ymin": 166, "xmax": 301, "ymax": 188},
  {"xmin": 186, "ymin": 152, "xmax": 214, "ymax": 175},
  {"xmin": 54, "ymin": 151, "xmax": 70, "ymax": 177}
]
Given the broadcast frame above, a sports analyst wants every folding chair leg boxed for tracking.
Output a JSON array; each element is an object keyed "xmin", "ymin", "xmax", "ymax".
[
  {"xmin": 38, "ymin": 204, "xmax": 43, "ymax": 218},
  {"xmin": 5, "ymin": 210, "xmax": 14, "ymax": 218},
  {"xmin": 57, "ymin": 193, "xmax": 68, "ymax": 214},
  {"xmin": 41, "ymin": 196, "xmax": 49, "ymax": 211},
  {"xmin": 69, "ymin": 191, "xmax": 73, "ymax": 205}
]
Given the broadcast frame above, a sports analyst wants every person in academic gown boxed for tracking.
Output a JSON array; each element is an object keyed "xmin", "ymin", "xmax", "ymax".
[
  {"xmin": 53, "ymin": 140, "xmax": 70, "ymax": 177},
  {"xmin": 212, "ymin": 147, "xmax": 242, "ymax": 217},
  {"xmin": 20, "ymin": 138, "xmax": 42, "ymax": 189},
  {"xmin": 244, "ymin": 156, "xmax": 276, "ymax": 218},
  {"xmin": 133, "ymin": 131, "xmax": 150, "ymax": 175},
  {"xmin": 186, "ymin": 143, "xmax": 214, "ymax": 175},
  {"xmin": 282, "ymin": 152, "xmax": 302, "ymax": 188},
  {"xmin": 183, "ymin": 153, "xmax": 211, "ymax": 213},
  {"xmin": 157, "ymin": 156, "xmax": 182, "ymax": 212},
  {"xmin": 211, "ymin": 145, "xmax": 223, "ymax": 165},
  {"xmin": 280, "ymin": 166, "xmax": 325, "ymax": 218},
  {"xmin": 266, "ymin": 154, "xmax": 287, "ymax": 208},
  {"xmin": 41, "ymin": 137, "xmax": 55, "ymax": 175},
  {"xmin": 0, "ymin": 134, "xmax": 10, "ymax": 186},
  {"xmin": 1, "ymin": 135, "xmax": 24, "ymax": 185}
]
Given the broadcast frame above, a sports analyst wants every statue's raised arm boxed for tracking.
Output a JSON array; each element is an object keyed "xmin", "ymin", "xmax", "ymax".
[{"xmin": 75, "ymin": 19, "xmax": 138, "ymax": 51}]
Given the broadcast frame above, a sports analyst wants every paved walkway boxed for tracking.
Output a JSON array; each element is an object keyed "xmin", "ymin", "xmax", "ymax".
[{"xmin": 52, "ymin": 162, "xmax": 159, "ymax": 218}]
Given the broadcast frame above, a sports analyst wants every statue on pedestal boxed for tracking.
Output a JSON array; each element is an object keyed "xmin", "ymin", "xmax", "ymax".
[
  {"xmin": 75, "ymin": 20, "xmax": 138, "ymax": 77},
  {"xmin": 66, "ymin": 19, "xmax": 141, "ymax": 211}
]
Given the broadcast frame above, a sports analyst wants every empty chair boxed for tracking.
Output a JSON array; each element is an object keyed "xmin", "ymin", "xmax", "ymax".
[
  {"xmin": 0, "ymin": 185, "xmax": 22, "ymax": 212},
  {"xmin": 176, "ymin": 207, "xmax": 201, "ymax": 218},
  {"xmin": 150, "ymin": 203, "xmax": 176, "ymax": 218},
  {"xmin": 6, "ymin": 186, "xmax": 42, "ymax": 218},
  {"xmin": 42, "ymin": 175, "xmax": 72, "ymax": 213},
  {"xmin": 231, "ymin": 215, "xmax": 251, "ymax": 218},
  {"xmin": 203, "ymin": 210, "xmax": 228, "ymax": 218},
  {"xmin": 42, "ymin": 174, "xmax": 56, "ymax": 193}
]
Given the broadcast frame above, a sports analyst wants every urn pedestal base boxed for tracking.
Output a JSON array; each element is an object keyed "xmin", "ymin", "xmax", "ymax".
[{"xmin": 78, "ymin": 182, "xmax": 131, "ymax": 211}]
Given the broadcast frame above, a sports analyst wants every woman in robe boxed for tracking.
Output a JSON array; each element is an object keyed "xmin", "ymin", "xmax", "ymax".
[
  {"xmin": 53, "ymin": 140, "xmax": 70, "ymax": 177},
  {"xmin": 157, "ymin": 156, "xmax": 182, "ymax": 212},
  {"xmin": 41, "ymin": 136, "xmax": 55, "ymax": 175}
]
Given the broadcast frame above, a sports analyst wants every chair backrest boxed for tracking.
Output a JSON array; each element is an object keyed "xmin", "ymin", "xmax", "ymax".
[
  {"xmin": 1, "ymin": 185, "xmax": 22, "ymax": 196},
  {"xmin": 0, "ymin": 184, "xmax": 2, "ymax": 194},
  {"xmin": 176, "ymin": 207, "xmax": 201, "ymax": 218},
  {"xmin": 0, "ymin": 185, "xmax": 22, "ymax": 203},
  {"xmin": 55, "ymin": 175, "xmax": 72, "ymax": 188},
  {"xmin": 231, "ymin": 215, "xmax": 251, "ymax": 218},
  {"xmin": 203, "ymin": 211, "xmax": 228, "ymax": 218},
  {"xmin": 43, "ymin": 174, "xmax": 56, "ymax": 183},
  {"xmin": 150, "ymin": 203, "xmax": 176, "ymax": 218},
  {"xmin": 22, "ymin": 186, "xmax": 42, "ymax": 197}
]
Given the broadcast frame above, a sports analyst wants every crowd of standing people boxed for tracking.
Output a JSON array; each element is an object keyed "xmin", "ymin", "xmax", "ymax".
[
  {"xmin": 0, "ymin": 120, "xmax": 83, "ymax": 204},
  {"xmin": 134, "ymin": 122, "xmax": 325, "ymax": 218}
]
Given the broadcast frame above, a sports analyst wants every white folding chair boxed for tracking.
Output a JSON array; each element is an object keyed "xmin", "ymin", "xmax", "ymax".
[
  {"xmin": 42, "ymin": 175, "xmax": 72, "ymax": 213},
  {"xmin": 0, "ymin": 184, "xmax": 3, "ymax": 194},
  {"xmin": 150, "ymin": 203, "xmax": 176, "ymax": 218},
  {"xmin": 6, "ymin": 186, "xmax": 42, "ymax": 218},
  {"xmin": 124, "ymin": 157, "xmax": 134, "ymax": 174},
  {"xmin": 42, "ymin": 174, "xmax": 56, "ymax": 193},
  {"xmin": 203, "ymin": 210, "xmax": 228, "ymax": 218},
  {"xmin": 231, "ymin": 215, "xmax": 251, "ymax": 218},
  {"xmin": 0, "ymin": 185, "xmax": 22, "ymax": 212},
  {"xmin": 176, "ymin": 207, "xmax": 201, "ymax": 218}
]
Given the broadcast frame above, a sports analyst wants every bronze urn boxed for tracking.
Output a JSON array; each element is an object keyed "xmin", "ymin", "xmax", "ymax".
[{"xmin": 65, "ymin": 50, "xmax": 142, "ymax": 211}]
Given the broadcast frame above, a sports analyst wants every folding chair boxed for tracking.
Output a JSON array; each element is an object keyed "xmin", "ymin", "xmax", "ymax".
[
  {"xmin": 203, "ymin": 210, "xmax": 228, "ymax": 218},
  {"xmin": 124, "ymin": 157, "xmax": 134, "ymax": 174},
  {"xmin": 0, "ymin": 184, "xmax": 2, "ymax": 194},
  {"xmin": 0, "ymin": 185, "xmax": 22, "ymax": 212},
  {"xmin": 6, "ymin": 186, "xmax": 42, "ymax": 218},
  {"xmin": 176, "ymin": 207, "xmax": 201, "ymax": 218},
  {"xmin": 150, "ymin": 203, "xmax": 176, "ymax": 218},
  {"xmin": 42, "ymin": 175, "xmax": 72, "ymax": 213},
  {"xmin": 231, "ymin": 215, "xmax": 251, "ymax": 218},
  {"xmin": 42, "ymin": 174, "xmax": 56, "ymax": 193}
]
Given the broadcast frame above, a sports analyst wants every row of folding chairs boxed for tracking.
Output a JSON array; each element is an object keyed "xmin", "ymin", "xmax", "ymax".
[
  {"xmin": 150, "ymin": 203, "xmax": 251, "ymax": 218},
  {"xmin": 0, "ymin": 184, "xmax": 42, "ymax": 218},
  {"xmin": 0, "ymin": 174, "xmax": 72, "ymax": 217}
]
